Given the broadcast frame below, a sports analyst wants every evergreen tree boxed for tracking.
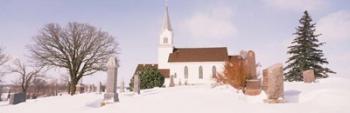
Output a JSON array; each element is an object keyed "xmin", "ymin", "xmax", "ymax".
[
  {"xmin": 284, "ymin": 11, "xmax": 335, "ymax": 82},
  {"xmin": 129, "ymin": 67, "xmax": 164, "ymax": 90}
]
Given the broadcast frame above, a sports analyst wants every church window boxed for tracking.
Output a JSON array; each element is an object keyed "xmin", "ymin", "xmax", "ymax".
[
  {"xmin": 212, "ymin": 66, "xmax": 216, "ymax": 78},
  {"xmin": 163, "ymin": 37, "xmax": 168, "ymax": 44},
  {"xmin": 199, "ymin": 66, "xmax": 203, "ymax": 79},
  {"xmin": 184, "ymin": 66, "xmax": 188, "ymax": 79}
]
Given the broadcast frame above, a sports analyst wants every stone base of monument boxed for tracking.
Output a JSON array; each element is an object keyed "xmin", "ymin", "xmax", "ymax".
[
  {"xmin": 104, "ymin": 93, "xmax": 119, "ymax": 102},
  {"xmin": 244, "ymin": 79, "xmax": 261, "ymax": 96},
  {"xmin": 263, "ymin": 98, "xmax": 286, "ymax": 104},
  {"xmin": 244, "ymin": 89, "xmax": 261, "ymax": 96}
]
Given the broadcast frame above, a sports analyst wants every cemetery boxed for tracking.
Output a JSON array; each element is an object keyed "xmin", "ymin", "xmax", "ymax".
[{"xmin": 0, "ymin": 1, "xmax": 349, "ymax": 113}]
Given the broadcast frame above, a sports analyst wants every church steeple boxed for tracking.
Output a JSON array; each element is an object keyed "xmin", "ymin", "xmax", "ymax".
[
  {"xmin": 159, "ymin": 0, "xmax": 173, "ymax": 46},
  {"xmin": 162, "ymin": 1, "xmax": 172, "ymax": 31}
]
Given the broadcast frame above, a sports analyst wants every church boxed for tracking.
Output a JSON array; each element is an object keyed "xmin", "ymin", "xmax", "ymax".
[{"xmin": 134, "ymin": 4, "xmax": 236, "ymax": 85}]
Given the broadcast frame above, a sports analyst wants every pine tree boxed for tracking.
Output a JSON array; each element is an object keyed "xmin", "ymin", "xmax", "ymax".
[
  {"xmin": 129, "ymin": 67, "xmax": 165, "ymax": 90},
  {"xmin": 284, "ymin": 11, "xmax": 335, "ymax": 82}
]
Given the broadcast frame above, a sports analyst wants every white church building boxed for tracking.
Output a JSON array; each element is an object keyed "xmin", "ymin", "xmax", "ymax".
[{"xmin": 135, "ymin": 4, "xmax": 235, "ymax": 85}]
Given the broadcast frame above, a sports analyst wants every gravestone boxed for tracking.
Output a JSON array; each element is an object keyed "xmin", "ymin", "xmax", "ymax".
[
  {"xmin": 97, "ymin": 82, "xmax": 102, "ymax": 93},
  {"xmin": 184, "ymin": 80, "xmax": 188, "ymax": 86},
  {"xmin": 169, "ymin": 75, "xmax": 175, "ymax": 87},
  {"xmin": 9, "ymin": 92, "xmax": 26, "ymax": 105},
  {"xmin": 89, "ymin": 85, "xmax": 93, "ymax": 92},
  {"xmin": 98, "ymin": 82, "xmax": 105, "ymax": 93},
  {"xmin": 76, "ymin": 84, "xmax": 84, "ymax": 94},
  {"xmin": 85, "ymin": 85, "xmax": 90, "ymax": 93},
  {"xmin": 79, "ymin": 84, "xmax": 85, "ymax": 94},
  {"xmin": 264, "ymin": 63, "xmax": 284, "ymax": 103},
  {"xmin": 91, "ymin": 85, "xmax": 95, "ymax": 92},
  {"xmin": 93, "ymin": 85, "xmax": 97, "ymax": 92},
  {"xmin": 303, "ymin": 69, "xmax": 315, "ymax": 83},
  {"xmin": 119, "ymin": 80, "xmax": 125, "ymax": 93},
  {"xmin": 104, "ymin": 56, "xmax": 119, "ymax": 102},
  {"xmin": 247, "ymin": 50, "xmax": 257, "ymax": 79},
  {"xmin": 133, "ymin": 72, "xmax": 141, "ymax": 95},
  {"xmin": 244, "ymin": 79, "xmax": 261, "ymax": 96},
  {"xmin": 262, "ymin": 69, "xmax": 268, "ymax": 91}
]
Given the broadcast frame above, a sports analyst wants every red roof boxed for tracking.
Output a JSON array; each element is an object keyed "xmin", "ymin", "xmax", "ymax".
[{"xmin": 168, "ymin": 47, "xmax": 228, "ymax": 62}]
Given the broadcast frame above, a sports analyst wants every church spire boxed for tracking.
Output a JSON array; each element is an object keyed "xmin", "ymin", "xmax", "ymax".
[{"xmin": 162, "ymin": 0, "xmax": 172, "ymax": 31}]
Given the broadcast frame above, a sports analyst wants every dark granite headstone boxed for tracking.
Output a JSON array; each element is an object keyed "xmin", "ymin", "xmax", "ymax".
[
  {"xmin": 9, "ymin": 92, "xmax": 26, "ymax": 105},
  {"xmin": 97, "ymin": 82, "xmax": 103, "ymax": 93}
]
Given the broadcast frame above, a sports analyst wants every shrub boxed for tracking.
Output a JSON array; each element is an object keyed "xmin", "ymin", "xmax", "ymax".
[
  {"xmin": 129, "ymin": 67, "xmax": 164, "ymax": 90},
  {"xmin": 214, "ymin": 56, "xmax": 247, "ymax": 90}
]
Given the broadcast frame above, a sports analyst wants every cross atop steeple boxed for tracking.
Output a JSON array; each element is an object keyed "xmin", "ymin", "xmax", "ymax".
[{"xmin": 162, "ymin": 0, "xmax": 172, "ymax": 31}]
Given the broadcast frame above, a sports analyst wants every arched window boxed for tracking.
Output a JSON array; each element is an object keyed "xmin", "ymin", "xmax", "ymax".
[
  {"xmin": 199, "ymin": 66, "xmax": 203, "ymax": 79},
  {"xmin": 163, "ymin": 37, "xmax": 168, "ymax": 44},
  {"xmin": 184, "ymin": 66, "xmax": 188, "ymax": 79},
  {"xmin": 212, "ymin": 66, "xmax": 216, "ymax": 78}
]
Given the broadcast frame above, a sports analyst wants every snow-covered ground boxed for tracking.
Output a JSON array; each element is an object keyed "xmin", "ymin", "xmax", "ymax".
[{"xmin": 1, "ymin": 76, "xmax": 350, "ymax": 113}]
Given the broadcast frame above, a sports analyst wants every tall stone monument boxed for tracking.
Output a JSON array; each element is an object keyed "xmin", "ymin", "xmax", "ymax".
[
  {"xmin": 240, "ymin": 50, "xmax": 257, "ymax": 79},
  {"xmin": 247, "ymin": 50, "xmax": 257, "ymax": 79},
  {"xmin": 133, "ymin": 72, "xmax": 141, "ymax": 95},
  {"xmin": 264, "ymin": 63, "xmax": 284, "ymax": 103},
  {"xmin": 104, "ymin": 56, "xmax": 119, "ymax": 102}
]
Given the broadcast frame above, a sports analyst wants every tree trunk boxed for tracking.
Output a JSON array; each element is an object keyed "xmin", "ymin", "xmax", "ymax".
[
  {"xmin": 69, "ymin": 81, "xmax": 77, "ymax": 95},
  {"xmin": 67, "ymin": 82, "xmax": 71, "ymax": 94}
]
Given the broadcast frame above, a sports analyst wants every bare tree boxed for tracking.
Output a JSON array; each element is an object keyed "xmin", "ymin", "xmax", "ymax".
[
  {"xmin": 0, "ymin": 47, "xmax": 9, "ymax": 80},
  {"xmin": 31, "ymin": 76, "xmax": 48, "ymax": 97},
  {"xmin": 0, "ymin": 47, "xmax": 9, "ymax": 101},
  {"xmin": 0, "ymin": 47, "xmax": 8, "ymax": 67},
  {"xmin": 58, "ymin": 74, "xmax": 70, "ymax": 93},
  {"xmin": 29, "ymin": 22, "xmax": 118, "ymax": 95},
  {"xmin": 9, "ymin": 59, "xmax": 43, "ymax": 93}
]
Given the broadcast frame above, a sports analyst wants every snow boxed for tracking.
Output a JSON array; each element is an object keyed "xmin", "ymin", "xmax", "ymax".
[{"xmin": 1, "ymin": 77, "xmax": 350, "ymax": 113}]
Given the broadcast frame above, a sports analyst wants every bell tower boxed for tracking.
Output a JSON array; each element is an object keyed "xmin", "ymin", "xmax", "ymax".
[{"xmin": 158, "ymin": 0, "xmax": 173, "ymax": 69}]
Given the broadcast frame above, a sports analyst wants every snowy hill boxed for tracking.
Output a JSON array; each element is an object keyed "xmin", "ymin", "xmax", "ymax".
[{"xmin": 1, "ymin": 77, "xmax": 350, "ymax": 113}]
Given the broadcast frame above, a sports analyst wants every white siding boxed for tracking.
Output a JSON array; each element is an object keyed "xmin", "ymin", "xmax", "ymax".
[{"xmin": 166, "ymin": 62, "xmax": 224, "ymax": 85}]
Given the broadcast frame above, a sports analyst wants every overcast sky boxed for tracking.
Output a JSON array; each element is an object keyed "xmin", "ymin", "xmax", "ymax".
[{"xmin": 0, "ymin": 0, "xmax": 349, "ymax": 84}]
